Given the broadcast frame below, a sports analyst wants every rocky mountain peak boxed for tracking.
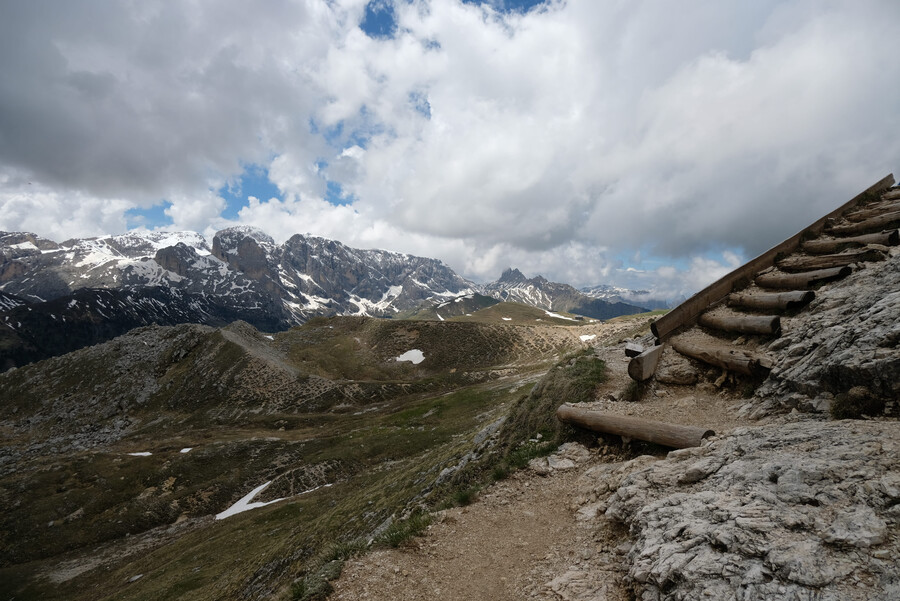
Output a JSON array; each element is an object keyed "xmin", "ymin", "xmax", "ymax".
[
  {"xmin": 212, "ymin": 225, "xmax": 275, "ymax": 251},
  {"xmin": 498, "ymin": 267, "xmax": 527, "ymax": 284}
]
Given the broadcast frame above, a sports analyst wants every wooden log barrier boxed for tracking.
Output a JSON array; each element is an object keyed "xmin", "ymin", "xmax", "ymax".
[
  {"xmin": 650, "ymin": 174, "xmax": 895, "ymax": 341},
  {"xmin": 843, "ymin": 201, "xmax": 900, "ymax": 222},
  {"xmin": 670, "ymin": 337, "xmax": 773, "ymax": 376},
  {"xmin": 556, "ymin": 404, "xmax": 714, "ymax": 449},
  {"xmin": 727, "ymin": 290, "xmax": 815, "ymax": 312},
  {"xmin": 776, "ymin": 248, "xmax": 886, "ymax": 273},
  {"xmin": 801, "ymin": 230, "xmax": 899, "ymax": 254},
  {"xmin": 755, "ymin": 266, "xmax": 852, "ymax": 289},
  {"xmin": 628, "ymin": 344, "xmax": 664, "ymax": 382},
  {"xmin": 827, "ymin": 210, "xmax": 900, "ymax": 236},
  {"xmin": 698, "ymin": 312, "xmax": 781, "ymax": 336}
]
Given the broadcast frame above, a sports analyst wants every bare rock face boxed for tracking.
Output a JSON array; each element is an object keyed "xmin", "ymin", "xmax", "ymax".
[
  {"xmin": 753, "ymin": 249, "xmax": 900, "ymax": 417},
  {"xmin": 602, "ymin": 420, "xmax": 899, "ymax": 601}
]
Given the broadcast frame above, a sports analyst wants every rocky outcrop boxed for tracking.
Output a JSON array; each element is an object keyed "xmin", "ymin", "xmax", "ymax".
[
  {"xmin": 597, "ymin": 420, "xmax": 899, "ymax": 601},
  {"xmin": 751, "ymin": 247, "xmax": 900, "ymax": 418}
]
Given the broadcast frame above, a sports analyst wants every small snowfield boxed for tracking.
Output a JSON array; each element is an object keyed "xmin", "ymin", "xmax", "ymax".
[
  {"xmin": 215, "ymin": 482, "xmax": 285, "ymax": 520},
  {"xmin": 395, "ymin": 349, "xmax": 425, "ymax": 364}
]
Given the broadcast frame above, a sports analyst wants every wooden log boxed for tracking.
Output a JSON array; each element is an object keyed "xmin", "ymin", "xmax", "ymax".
[
  {"xmin": 651, "ymin": 174, "xmax": 895, "ymax": 341},
  {"xmin": 755, "ymin": 266, "xmax": 851, "ymax": 289},
  {"xmin": 776, "ymin": 248, "xmax": 886, "ymax": 272},
  {"xmin": 843, "ymin": 201, "xmax": 900, "ymax": 222},
  {"xmin": 556, "ymin": 404, "xmax": 714, "ymax": 449},
  {"xmin": 827, "ymin": 210, "xmax": 900, "ymax": 236},
  {"xmin": 628, "ymin": 344, "xmax": 664, "ymax": 382},
  {"xmin": 670, "ymin": 337, "xmax": 773, "ymax": 376},
  {"xmin": 698, "ymin": 312, "xmax": 781, "ymax": 336},
  {"xmin": 727, "ymin": 290, "xmax": 814, "ymax": 312},
  {"xmin": 801, "ymin": 230, "xmax": 899, "ymax": 254},
  {"xmin": 624, "ymin": 342, "xmax": 644, "ymax": 358}
]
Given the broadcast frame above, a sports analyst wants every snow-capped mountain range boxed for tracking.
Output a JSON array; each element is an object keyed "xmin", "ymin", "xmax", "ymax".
[
  {"xmin": 0, "ymin": 227, "xmax": 652, "ymax": 369},
  {"xmin": 580, "ymin": 284, "xmax": 671, "ymax": 311},
  {"xmin": 481, "ymin": 268, "xmax": 650, "ymax": 320},
  {"xmin": 0, "ymin": 226, "xmax": 473, "ymax": 319}
]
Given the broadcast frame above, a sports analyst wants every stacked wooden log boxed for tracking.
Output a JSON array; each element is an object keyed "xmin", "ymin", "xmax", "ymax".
[{"xmin": 628, "ymin": 176, "xmax": 898, "ymax": 382}]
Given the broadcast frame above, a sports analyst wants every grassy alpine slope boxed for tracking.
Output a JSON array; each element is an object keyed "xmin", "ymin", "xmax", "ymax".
[{"xmin": 0, "ymin": 307, "xmax": 606, "ymax": 601}]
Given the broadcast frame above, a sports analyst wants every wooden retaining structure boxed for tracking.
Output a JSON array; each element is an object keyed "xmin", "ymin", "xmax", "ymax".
[{"xmin": 651, "ymin": 174, "xmax": 895, "ymax": 342}]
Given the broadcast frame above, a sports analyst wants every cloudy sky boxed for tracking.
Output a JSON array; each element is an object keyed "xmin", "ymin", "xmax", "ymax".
[{"xmin": 1, "ymin": 0, "xmax": 898, "ymax": 298}]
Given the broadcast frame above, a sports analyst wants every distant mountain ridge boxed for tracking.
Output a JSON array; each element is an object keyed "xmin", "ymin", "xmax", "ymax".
[
  {"xmin": 1, "ymin": 229, "xmax": 653, "ymax": 370},
  {"xmin": 580, "ymin": 284, "xmax": 671, "ymax": 311},
  {"xmin": 480, "ymin": 268, "xmax": 649, "ymax": 320},
  {"xmin": 0, "ymin": 227, "xmax": 473, "ymax": 369}
]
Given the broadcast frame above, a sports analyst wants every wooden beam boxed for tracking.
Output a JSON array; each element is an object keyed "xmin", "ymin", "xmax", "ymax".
[
  {"xmin": 843, "ymin": 201, "xmax": 900, "ymax": 222},
  {"xmin": 628, "ymin": 344, "xmax": 664, "ymax": 382},
  {"xmin": 776, "ymin": 248, "xmax": 886, "ymax": 273},
  {"xmin": 624, "ymin": 342, "xmax": 644, "ymax": 358},
  {"xmin": 670, "ymin": 337, "xmax": 773, "ymax": 376},
  {"xmin": 801, "ymin": 230, "xmax": 899, "ymax": 254},
  {"xmin": 556, "ymin": 404, "xmax": 714, "ymax": 449},
  {"xmin": 827, "ymin": 210, "xmax": 900, "ymax": 237},
  {"xmin": 698, "ymin": 312, "xmax": 781, "ymax": 336},
  {"xmin": 727, "ymin": 290, "xmax": 814, "ymax": 311},
  {"xmin": 755, "ymin": 266, "xmax": 852, "ymax": 289},
  {"xmin": 651, "ymin": 174, "xmax": 895, "ymax": 341}
]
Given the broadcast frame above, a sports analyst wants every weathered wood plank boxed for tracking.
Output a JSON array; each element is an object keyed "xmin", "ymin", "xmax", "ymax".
[
  {"xmin": 843, "ymin": 201, "xmax": 900, "ymax": 222},
  {"xmin": 627, "ymin": 344, "xmax": 664, "ymax": 382},
  {"xmin": 651, "ymin": 174, "xmax": 895, "ymax": 341},
  {"xmin": 776, "ymin": 248, "xmax": 886, "ymax": 272},
  {"xmin": 727, "ymin": 290, "xmax": 815, "ymax": 311},
  {"xmin": 801, "ymin": 230, "xmax": 899, "ymax": 254},
  {"xmin": 624, "ymin": 342, "xmax": 644, "ymax": 358},
  {"xmin": 827, "ymin": 210, "xmax": 900, "ymax": 236},
  {"xmin": 698, "ymin": 312, "xmax": 781, "ymax": 336},
  {"xmin": 556, "ymin": 404, "xmax": 714, "ymax": 449},
  {"xmin": 755, "ymin": 266, "xmax": 852, "ymax": 289},
  {"xmin": 670, "ymin": 337, "xmax": 773, "ymax": 376}
]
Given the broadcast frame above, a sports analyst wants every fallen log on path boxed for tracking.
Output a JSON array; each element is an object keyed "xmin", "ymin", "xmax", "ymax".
[
  {"xmin": 727, "ymin": 290, "xmax": 814, "ymax": 312},
  {"xmin": 755, "ymin": 266, "xmax": 852, "ymax": 289},
  {"xmin": 801, "ymin": 230, "xmax": 899, "ymax": 254},
  {"xmin": 827, "ymin": 210, "xmax": 900, "ymax": 236},
  {"xmin": 670, "ymin": 337, "xmax": 773, "ymax": 376},
  {"xmin": 776, "ymin": 248, "xmax": 886, "ymax": 273},
  {"xmin": 698, "ymin": 312, "xmax": 781, "ymax": 336},
  {"xmin": 628, "ymin": 344, "xmax": 664, "ymax": 382},
  {"xmin": 556, "ymin": 404, "xmax": 714, "ymax": 449}
]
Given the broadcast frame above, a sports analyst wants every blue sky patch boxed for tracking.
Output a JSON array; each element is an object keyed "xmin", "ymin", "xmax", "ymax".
[
  {"xmin": 325, "ymin": 180, "xmax": 355, "ymax": 206},
  {"xmin": 218, "ymin": 165, "xmax": 283, "ymax": 219},
  {"xmin": 125, "ymin": 202, "xmax": 173, "ymax": 230},
  {"xmin": 464, "ymin": 0, "xmax": 549, "ymax": 13},
  {"xmin": 360, "ymin": 1, "xmax": 397, "ymax": 39},
  {"xmin": 409, "ymin": 91, "xmax": 432, "ymax": 119}
]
